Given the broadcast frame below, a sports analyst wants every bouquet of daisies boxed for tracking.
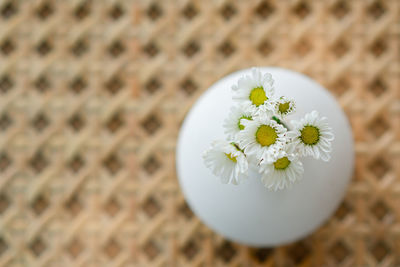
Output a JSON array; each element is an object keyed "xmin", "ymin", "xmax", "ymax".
[{"xmin": 203, "ymin": 68, "xmax": 334, "ymax": 191}]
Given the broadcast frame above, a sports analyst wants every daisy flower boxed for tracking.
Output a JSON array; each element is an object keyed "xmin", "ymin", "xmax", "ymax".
[
  {"xmin": 232, "ymin": 68, "xmax": 275, "ymax": 115},
  {"xmin": 287, "ymin": 110, "xmax": 334, "ymax": 161},
  {"xmin": 223, "ymin": 106, "xmax": 253, "ymax": 140},
  {"xmin": 237, "ymin": 117, "xmax": 287, "ymax": 162},
  {"xmin": 203, "ymin": 140, "xmax": 248, "ymax": 185},
  {"xmin": 274, "ymin": 96, "xmax": 296, "ymax": 118},
  {"xmin": 259, "ymin": 147, "xmax": 304, "ymax": 191}
]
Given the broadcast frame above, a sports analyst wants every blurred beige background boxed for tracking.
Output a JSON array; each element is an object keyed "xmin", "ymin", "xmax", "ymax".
[{"xmin": 0, "ymin": 0, "xmax": 399, "ymax": 266}]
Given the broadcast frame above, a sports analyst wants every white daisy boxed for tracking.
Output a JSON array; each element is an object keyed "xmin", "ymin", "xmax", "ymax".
[
  {"xmin": 287, "ymin": 110, "xmax": 334, "ymax": 161},
  {"xmin": 237, "ymin": 117, "xmax": 287, "ymax": 163},
  {"xmin": 232, "ymin": 68, "xmax": 275, "ymax": 115},
  {"xmin": 203, "ymin": 140, "xmax": 248, "ymax": 185},
  {"xmin": 223, "ymin": 106, "xmax": 253, "ymax": 140},
  {"xmin": 274, "ymin": 96, "xmax": 296, "ymax": 118},
  {"xmin": 259, "ymin": 147, "xmax": 304, "ymax": 191}
]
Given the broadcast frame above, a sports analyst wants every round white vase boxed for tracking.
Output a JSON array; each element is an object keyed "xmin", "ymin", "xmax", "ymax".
[{"xmin": 176, "ymin": 67, "xmax": 354, "ymax": 247}]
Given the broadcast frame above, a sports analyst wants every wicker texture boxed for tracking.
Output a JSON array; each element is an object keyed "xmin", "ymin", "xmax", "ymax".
[{"xmin": 0, "ymin": 0, "xmax": 399, "ymax": 266}]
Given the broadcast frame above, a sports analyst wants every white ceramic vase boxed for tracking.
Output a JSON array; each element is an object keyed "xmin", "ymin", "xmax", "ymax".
[{"xmin": 176, "ymin": 67, "xmax": 354, "ymax": 247}]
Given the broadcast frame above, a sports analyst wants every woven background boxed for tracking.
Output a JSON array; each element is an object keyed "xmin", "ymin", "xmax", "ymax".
[{"xmin": 0, "ymin": 0, "xmax": 399, "ymax": 266}]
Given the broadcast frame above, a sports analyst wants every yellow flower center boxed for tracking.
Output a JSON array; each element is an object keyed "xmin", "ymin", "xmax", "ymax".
[
  {"xmin": 225, "ymin": 153, "xmax": 237, "ymax": 162},
  {"xmin": 279, "ymin": 102, "xmax": 290, "ymax": 114},
  {"xmin": 237, "ymin": 115, "xmax": 252, "ymax": 130},
  {"xmin": 274, "ymin": 157, "xmax": 291, "ymax": 170},
  {"xmin": 300, "ymin": 125, "xmax": 320, "ymax": 145},
  {"xmin": 249, "ymin": 87, "xmax": 267, "ymax": 106},
  {"xmin": 255, "ymin": 125, "xmax": 277, "ymax": 146}
]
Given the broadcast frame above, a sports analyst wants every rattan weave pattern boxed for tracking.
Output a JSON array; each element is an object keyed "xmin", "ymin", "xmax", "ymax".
[{"xmin": 0, "ymin": 0, "xmax": 399, "ymax": 266}]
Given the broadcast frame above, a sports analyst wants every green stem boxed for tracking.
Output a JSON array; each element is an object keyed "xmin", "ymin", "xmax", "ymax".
[
  {"xmin": 231, "ymin": 142, "xmax": 244, "ymax": 153},
  {"xmin": 272, "ymin": 116, "xmax": 290, "ymax": 131}
]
